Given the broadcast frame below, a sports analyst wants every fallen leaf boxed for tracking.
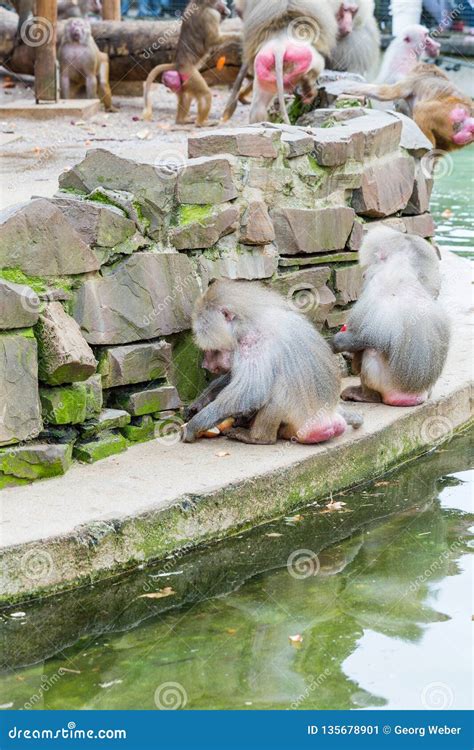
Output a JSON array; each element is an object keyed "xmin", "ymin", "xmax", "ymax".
[
  {"xmin": 442, "ymin": 208, "xmax": 453, "ymax": 218},
  {"xmin": 289, "ymin": 634, "xmax": 303, "ymax": 645},
  {"xmin": 285, "ymin": 514, "xmax": 304, "ymax": 524},
  {"xmin": 226, "ymin": 628, "xmax": 237, "ymax": 635},
  {"xmin": 99, "ymin": 679, "xmax": 123, "ymax": 689},
  {"xmin": 136, "ymin": 128, "xmax": 151, "ymax": 140},
  {"xmin": 266, "ymin": 532, "xmax": 283, "ymax": 538},
  {"xmin": 216, "ymin": 55, "xmax": 226, "ymax": 71},
  {"xmin": 138, "ymin": 587, "xmax": 176, "ymax": 600},
  {"xmin": 215, "ymin": 450, "xmax": 230, "ymax": 457},
  {"xmin": 60, "ymin": 668, "xmax": 81, "ymax": 674},
  {"xmin": 323, "ymin": 500, "xmax": 347, "ymax": 512}
]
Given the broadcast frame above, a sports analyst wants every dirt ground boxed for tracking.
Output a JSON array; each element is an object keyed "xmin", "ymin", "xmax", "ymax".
[{"xmin": 0, "ymin": 70, "xmax": 249, "ymax": 210}]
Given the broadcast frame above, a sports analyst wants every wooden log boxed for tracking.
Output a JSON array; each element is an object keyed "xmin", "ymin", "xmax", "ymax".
[
  {"xmin": 0, "ymin": 12, "xmax": 243, "ymax": 85},
  {"xmin": 34, "ymin": 0, "xmax": 58, "ymax": 102},
  {"xmin": 101, "ymin": 0, "xmax": 121, "ymax": 21}
]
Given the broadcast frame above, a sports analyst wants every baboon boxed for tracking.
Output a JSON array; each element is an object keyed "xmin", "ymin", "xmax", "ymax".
[
  {"xmin": 182, "ymin": 280, "xmax": 362, "ymax": 444},
  {"xmin": 326, "ymin": 0, "xmax": 380, "ymax": 78},
  {"xmin": 222, "ymin": 0, "xmax": 337, "ymax": 124},
  {"xmin": 376, "ymin": 24, "xmax": 440, "ymax": 84},
  {"xmin": 343, "ymin": 63, "xmax": 473, "ymax": 150},
  {"xmin": 11, "ymin": 0, "xmax": 101, "ymax": 38},
  {"xmin": 58, "ymin": 18, "xmax": 117, "ymax": 112},
  {"xmin": 142, "ymin": 0, "xmax": 230, "ymax": 126},
  {"xmin": 331, "ymin": 226, "xmax": 450, "ymax": 406}
]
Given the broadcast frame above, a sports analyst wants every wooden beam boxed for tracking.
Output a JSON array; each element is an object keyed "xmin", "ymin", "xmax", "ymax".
[
  {"xmin": 102, "ymin": 0, "xmax": 121, "ymax": 21},
  {"xmin": 34, "ymin": 0, "xmax": 58, "ymax": 102}
]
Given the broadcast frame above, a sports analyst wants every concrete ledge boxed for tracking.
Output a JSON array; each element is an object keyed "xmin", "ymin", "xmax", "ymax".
[
  {"xmin": 0, "ymin": 251, "xmax": 472, "ymax": 602},
  {"xmin": 0, "ymin": 99, "xmax": 101, "ymax": 119}
]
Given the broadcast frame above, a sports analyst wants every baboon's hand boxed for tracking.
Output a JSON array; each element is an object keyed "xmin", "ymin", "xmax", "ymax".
[{"xmin": 181, "ymin": 423, "xmax": 197, "ymax": 443}]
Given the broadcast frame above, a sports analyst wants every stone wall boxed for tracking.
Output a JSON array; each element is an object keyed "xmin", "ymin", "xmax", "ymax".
[{"xmin": 0, "ymin": 110, "xmax": 436, "ymax": 486}]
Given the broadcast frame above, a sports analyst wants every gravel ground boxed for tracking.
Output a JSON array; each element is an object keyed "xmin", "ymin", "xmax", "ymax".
[{"xmin": 0, "ymin": 69, "xmax": 249, "ymax": 210}]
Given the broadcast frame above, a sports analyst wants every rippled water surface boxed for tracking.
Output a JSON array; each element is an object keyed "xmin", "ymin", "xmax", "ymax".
[
  {"xmin": 1, "ymin": 432, "xmax": 472, "ymax": 711},
  {"xmin": 431, "ymin": 145, "xmax": 474, "ymax": 254}
]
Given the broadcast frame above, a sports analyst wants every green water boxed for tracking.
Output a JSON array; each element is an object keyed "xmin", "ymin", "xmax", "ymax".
[
  {"xmin": 431, "ymin": 145, "xmax": 474, "ymax": 254},
  {"xmin": 0, "ymin": 431, "xmax": 472, "ymax": 711}
]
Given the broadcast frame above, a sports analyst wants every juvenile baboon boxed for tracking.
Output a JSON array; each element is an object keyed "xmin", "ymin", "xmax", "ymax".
[
  {"xmin": 331, "ymin": 226, "xmax": 450, "ymax": 406},
  {"xmin": 326, "ymin": 0, "xmax": 380, "ymax": 78},
  {"xmin": 343, "ymin": 63, "xmax": 473, "ymax": 150},
  {"xmin": 142, "ymin": 0, "xmax": 230, "ymax": 126},
  {"xmin": 58, "ymin": 18, "xmax": 117, "ymax": 112},
  {"xmin": 376, "ymin": 24, "xmax": 440, "ymax": 84},
  {"xmin": 222, "ymin": 0, "xmax": 337, "ymax": 124},
  {"xmin": 182, "ymin": 280, "xmax": 362, "ymax": 444}
]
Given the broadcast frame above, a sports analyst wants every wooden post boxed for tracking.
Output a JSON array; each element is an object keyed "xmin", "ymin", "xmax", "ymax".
[
  {"xmin": 102, "ymin": 0, "xmax": 121, "ymax": 21},
  {"xmin": 34, "ymin": 0, "xmax": 58, "ymax": 102}
]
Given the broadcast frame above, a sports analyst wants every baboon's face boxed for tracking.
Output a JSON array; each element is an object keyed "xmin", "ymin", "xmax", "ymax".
[{"xmin": 66, "ymin": 18, "xmax": 91, "ymax": 43}]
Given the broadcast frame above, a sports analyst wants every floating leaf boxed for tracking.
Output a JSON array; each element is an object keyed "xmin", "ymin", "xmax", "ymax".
[
  {"xmin": 138, "ymin": 587, "xmax": 176, "ymax": 600},
  {"xmin": 266, "ymin": 532, "xmax": 283, "ymax": 538},
  {"xmin": 216, "ymin": 56, "xmax": 226, "ymax": 71},
  {"xmin": 442, "ymin": 208, "xmax": 453, "ymax": 218},
  {"xmin": 289, "ymin": 634, "xmax": 303, "ymax": 645},
  {"xmin": 99, "ymin": 679, "xmax": 123, "ymax": 689},
  {"xmin": 226, "ymin": 628, "xmax": 237, "ymax": 635}
]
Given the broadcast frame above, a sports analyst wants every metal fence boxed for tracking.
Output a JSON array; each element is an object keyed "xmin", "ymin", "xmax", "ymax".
[{"xmin": 122, "ymin": 0, "xmax": 474, "ymax": 29}]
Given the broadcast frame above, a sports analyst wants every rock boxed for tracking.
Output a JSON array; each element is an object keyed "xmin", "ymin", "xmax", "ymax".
[
  {"xmin": 403, "ymin": 164, "xmax": 433, "ymax": 216},
  {"xmin": 351, "ymin": 156, "xmax": 415, "ymax": 217},
  {"xmin": 39, "ymin": 425, "xmax": 78, "ymax": 444},
  {"xmin": 170, "ymin": 204, "xmax": 239, "ymax": 250},
  {"xmin": 0, "ymin": 199, "xmax": 100, "ymax": 277},
  {"xmin": 58, "ymin": 149, "xmax": 176, "ymax": 240},
  {"xmin": 80, "ymin": 408, "xmax": 131, "ymax": 438},
  {"xmin": 0, "ymin": 279, "xmax": 40, "ymax": 329},
  {"xmin": 120, "ymin": 415, "xmax": 155, "ymax": 442},
  {"xmin": 310, "ymin": 111, "xmax": 402, "ymax": 166},
  {"xmin": 198, "ymin": 237, "xmax": 278, "ymax": 285},
  {"xmin": 306, "ymin": 285, "xmax": 336, "ymax": 327},
  {"xmin": 279, "ymin": 251, "xmax": 358, "ymax": 267},
  {"xmin": 347, "ymin": 220, "xmax": 364, "ymax": 251},
  {"xmin": 73, "ymin": 431, "xmax": 127, "ymax": 463},
  {"xmin": 270, "ymin": 267, "xmax": 331, "ymax": 297},
  {"xmin": 111, "ymin": 384, "xmax": 181, "ymax": 416},
  {"xmin": 280, "ymin": 130, "xmax": 314, "ymax": 158},
  {"xmin": 334, "ymin": 265, "xmax": 363, "ymax": 304},
  {"xmin": 72, "ymin": 252, "xmax": 200, "ymax": 345},
  {"xmin": 393, "ymin": 111, "xmax": 434, "ymax": 156},
  {"xmin": 0, "ymin": 442, "xmax": 72, "ymax": 479},
  {"xmin": 35, "ymin": 302, "xmax": 97, "ymax": 385},
  {"xmin": 83, "ymin": 374, "xmax": 103, "ymax": 418},
  {"xmin": 48, "ymin": 197, "xmax": 137, "ymax": 249},
  {"xmin": 188, "ymin": 127, "xmax": 281, "ymax": 159},
  {"xmin": 40, "ymin": 383, "xmax": 88, "ymax": 425},
  {"xmin": 97, "ymin": 340, "xmax": 172, "ymax": 388},
  {"xmin": 239, "ymin": 197, "xmax": 275, "ymax": 245},
  {"xmin": 176, "ymin": 156, "xmax": 239, "ymax": 204},
  {"xmin": 271, "ymin": 207, "xmax": 355, "ymax": 254},
  {"xmin": 167, "ymin": 331, "xmax": 207, "ymax": 404},
  {"xmin": 325, "ymin": 308, "xmax": 348, "ymax": 329},
  {"xmin": 402, "ymin": 213, "xmax": 436, "ymax": 237},
  {"xmin": 0, "ymin": 330, "xmax": 42, "ymax": 446}
]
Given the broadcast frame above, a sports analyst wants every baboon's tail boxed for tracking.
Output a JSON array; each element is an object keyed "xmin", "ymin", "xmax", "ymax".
[
  {"xmin": 274, "ymin": 48, "xmax": 291, "ymax": 125},
  {"xmin": 142, "ymin": 63, "xmax": 174, "ymax": 121}
]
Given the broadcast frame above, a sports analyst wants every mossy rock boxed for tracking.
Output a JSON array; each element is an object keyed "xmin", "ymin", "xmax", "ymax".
[
  {"xmin": 73, "ymin": 431, "xmax": 127, "ymax": 463},
  {"xmin": 0, "ymin": 443, "xmax": 73, "ymax": 480},
  {"xmin": 121, "ymin": 415, "xmax": 155, "ymax": 443}
]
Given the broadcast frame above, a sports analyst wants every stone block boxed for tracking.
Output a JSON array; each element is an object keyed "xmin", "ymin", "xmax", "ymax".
[
  {"xmin": 97, "ymin": 340, "xmax": 172, "ymax": 388},
  {"xmin": 188, "ymin": 127, "xmax": 281, "ymax": 159},
  {"xmin": 111, "ymin": 384, "xmax": 181, "ymax": 416},
  {"xmin": 0, "ymin": 331, "xmax": 42, "ymax": 446},
  {"xmin": 198, "ymin": 238, "xmax": 278, "ymax": 285},
  {"xmin": 120, "ymin": 415, "xmax": 155, "ymax": 443},
  {"xmin": 35, "ymin": 302, "xmax": 97, "ymax": 385},
  {"xmin": 0, "ymin": 279, "xmax": 40, "ymax": 329},
  {"xmin": 80, "ymin": 408, "xmax": 131, "ymax": 438},
  {"xmin": 72, "ymin": 252, "xmax": 200, "ymax": 345},
  {"xmin": 170, "ymin": 204, "xmax": 239, "ymax": 250},
  {"xmin": 352, "ymin": 156, "xmax": 415, "ymax": 217},
  {"xmin": 48, "ymin": 197, "xmax": 137, "ymax": 249},
  {"xmin": 271, "ymin": 207, "xmax": 355, "ymax": 254},
  {"xmin": 73, "ymin": 431, "xmax": 127, "ymax": 463},
  {"xmin": 176, "ymin": 156, "xmax": 239, "ymax": 204},
  {"xmin": 239, "ymin": 199, "xmax": 275, "ymax": 245},
  {"xmin": 0, "ymin": 442, "xmax": 72, "ymax": 480}
]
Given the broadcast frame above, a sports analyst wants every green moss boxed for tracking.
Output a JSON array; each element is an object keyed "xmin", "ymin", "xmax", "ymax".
[
  {"xmin": 178, "ymin": 204, "xmax": 213, "ymax": 227},
  {"xmin": 335, "ymin": 99, "xmax": 363, "ymax": 109},
  {"xmin": 167, "ymin": 331, "xmax": 207, "ymax": 403},
  {"xmin": 0, "ymin": 444, "xmax": 72, "ymax": 480},
  {"xmin": 286, "ymin": 94, "xmax": 314, "ymax": 125},
  {"xmin": 132, "ymin": 201, "xmax": 151, "ymax": 231},
  {"xmin": 73, "ymin": 431, "xmax": 127, "ymax": 463},
  {"xmin": 40, "ymin": 384, "xmax": 88, "ymax": 425},
  {"xmin": 121, "ymin": 416, "xmax": 155, "ymax": 443},
  {"xmin": 58, "ymin": 186, "xmax": 86, "ymax": 196},
  {"xmin": 307, "ymin": 155, "xmax": 327, "ymax": 175},
  {"xmin": 0, "ymin": 268, "xmax": 47, "ymax": 294}
]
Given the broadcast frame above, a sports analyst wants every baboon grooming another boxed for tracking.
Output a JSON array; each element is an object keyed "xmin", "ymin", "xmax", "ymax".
[
  {"xmin": 58, "ymin": 18, "xmax": 116, "ymax": 112},
  {"xmin": 223, "ymin": 0, "xmax": 337, "ymax": 124},
  {"xmin": 331, "ymin": 227, "xmax": 450, "ymax": 406},
  {"xmin": 142, "ymin": 0, "xmax": 230, "ymax": 126},
  {"xmin": 342, "ymin": 63, "xmax": 473, "ymax": 150},
  {"xmin": 182, "ymin": 280, "xmax": 362, "ymax": 444}
]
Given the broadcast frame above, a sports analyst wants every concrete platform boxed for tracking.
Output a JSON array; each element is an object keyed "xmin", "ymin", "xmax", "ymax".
[
  {"xmin": 0, "ymin": 99, "xmax": 101, "ymax": 120},
  {"xmin": 0, "ymin": 251, "xmax": 472, "ymax": 602}
]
